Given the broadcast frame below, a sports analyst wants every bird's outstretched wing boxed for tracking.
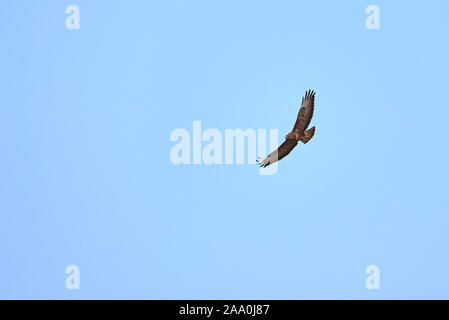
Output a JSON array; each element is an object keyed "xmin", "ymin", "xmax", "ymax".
[
  {"xmin": 292, "ymin": 89, "xmax": 315, "ymax": 133},
  {"xmin": 257, "ymin": 139, "xmax": 298, "ymax": 168}
]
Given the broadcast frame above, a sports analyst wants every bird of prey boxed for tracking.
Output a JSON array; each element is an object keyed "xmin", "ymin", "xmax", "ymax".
[{"xmin": 257, "ymin": 90, "xmax": 316, "ymax": 168}]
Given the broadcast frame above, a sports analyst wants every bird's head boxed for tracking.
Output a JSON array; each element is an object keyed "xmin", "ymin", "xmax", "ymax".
[{"xmin": 285, "ymin": 132, "xmax": 295, "ymax": 140}]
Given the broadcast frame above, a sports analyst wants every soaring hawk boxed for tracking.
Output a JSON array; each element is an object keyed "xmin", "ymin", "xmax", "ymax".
[{"xmin": 258, "ymin": 90, "xmax": 316, "ymax": 168}]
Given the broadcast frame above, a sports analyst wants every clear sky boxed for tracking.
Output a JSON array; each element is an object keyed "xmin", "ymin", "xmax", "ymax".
[{"xmin": 1, "ymin": 0, "xmax": 449, "ymax": 299}]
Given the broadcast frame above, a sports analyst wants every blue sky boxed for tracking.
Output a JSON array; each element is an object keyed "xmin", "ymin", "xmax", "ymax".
[{"xmin": 1, "ymin": 0, "xmax": 449, "ymax": 299}]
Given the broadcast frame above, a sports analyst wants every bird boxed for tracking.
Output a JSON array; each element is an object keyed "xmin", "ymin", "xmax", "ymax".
[{"xmin": 257, "ymin": 89, "xmax": 316, "ymax": 168}]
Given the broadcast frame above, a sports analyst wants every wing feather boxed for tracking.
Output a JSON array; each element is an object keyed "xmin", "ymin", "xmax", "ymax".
[
  {"xmin": 292, "ymin": 89, "xmax": 315, "ymax": 133},
  {"xmin": 258, "ymin": 139, "xmax": 298, "ymax": 168}
]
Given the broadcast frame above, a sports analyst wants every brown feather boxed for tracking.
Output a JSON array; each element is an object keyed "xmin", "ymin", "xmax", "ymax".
[
  {"xmin": 293, "ymin": 89, "xmax": 315, "ymax": 133},
  {"xmin": 300, "ymin": 126, "xmax": 315, "ymax": 144},
  {"xmin": 258, "ymin": 139, "xmax": 298, "ymax": 167}
]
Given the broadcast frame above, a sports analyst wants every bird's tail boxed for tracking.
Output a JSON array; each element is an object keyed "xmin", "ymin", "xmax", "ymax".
[{"xmin": 300, "ymin": 126, "xmax": 315, "ymax": 144}]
